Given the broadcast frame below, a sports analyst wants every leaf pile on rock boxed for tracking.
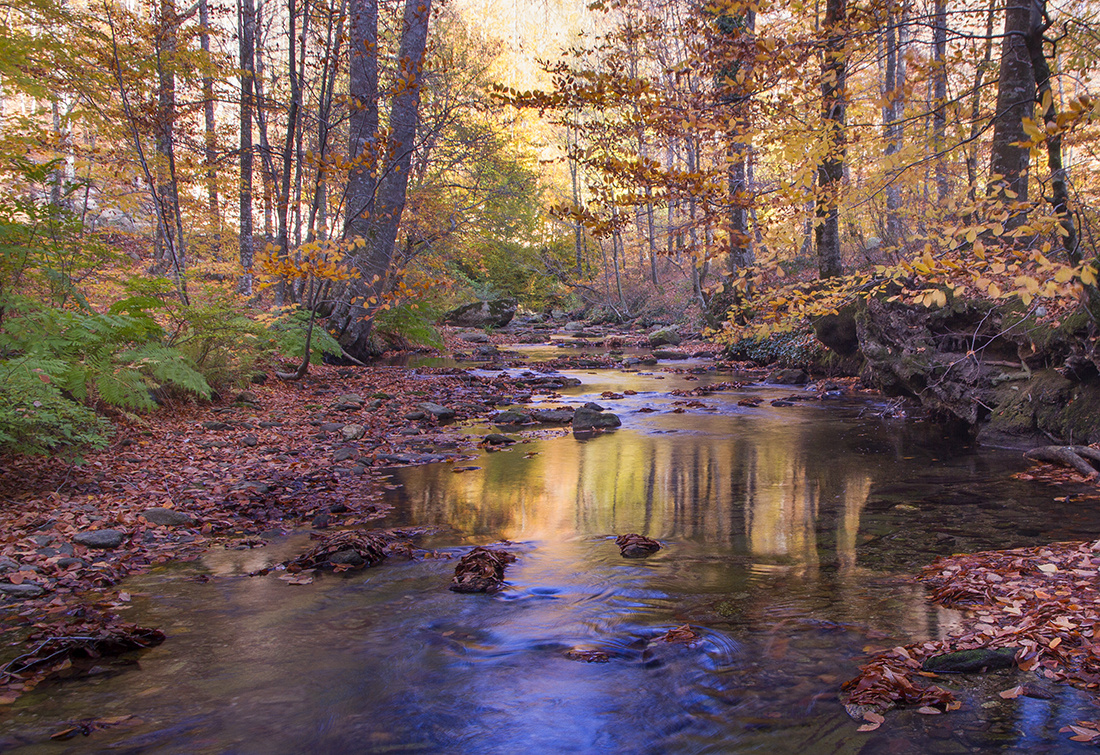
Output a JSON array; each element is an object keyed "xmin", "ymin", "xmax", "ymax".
[
  {"xmin": 616, "ymin": 534, "xmax": 661, "ymax": 558},
  {"xmin": 0, "ymin": 611, "xmax": 165, "ymax": 703},
  {"xmin": 282, "ymin": 531, "xmax": 389, "ymax": 571},
  {"xmin": 655, "ymin": 624, "xmax": 700, "ymax": 643},
  {"xmin": 843, "ymin": 539, "xmax": 1100, "ymax": 723},
  {"xmin": 450, "ymin": 547, "xmax": 515, "ymax": 593}
]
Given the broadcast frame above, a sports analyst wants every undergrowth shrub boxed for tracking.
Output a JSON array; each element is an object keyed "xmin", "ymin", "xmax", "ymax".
[
  {"xmin": 375, "ymin": 300, "xmax": 443, "ymax": 350},
  {"xmin": 266, "ymin": 308, "xmax": 343, "ymax": 364},
  {"xmin": 0, "ymin": 363, "xmax": 109, "ymax": 456}
]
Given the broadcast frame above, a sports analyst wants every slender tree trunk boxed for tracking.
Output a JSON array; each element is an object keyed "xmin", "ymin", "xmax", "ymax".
[
  {"xmin": 154, "ymin": 0, "xmax": 188, "ymax": 281},
  {"xmin": 238, "ymin": 0, "xmax": 256, "ymax": 295},
  {"xmin": 200, "ymin": 0, "xmax": 220, "ymax": 225},
  {"xmin": 306, "ymin": 0, "xmax": 347, "ymax": 243},
  {"xmin": 882, "ymin": 1, "xmax": 904, "ymax": 244},
  {"xmin": 931, "ymin": 0, "xmax": 948, "ymax": 203},
  {"xmin": 1025, "ymin": 0, "xmax": 1078, "ymax": 260},
  {"xmin": 816, "ymin": 0, "xmax": 846, "ymax": 278},
  {"xmin": 965, "ymin": 1, "xmax": 996, "ymax": 220}
]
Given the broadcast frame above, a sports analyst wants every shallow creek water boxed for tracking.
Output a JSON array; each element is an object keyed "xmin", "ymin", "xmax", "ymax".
[{"xmin": 5, "ymin": 363, "xmax": 1100, "ymax": 754}]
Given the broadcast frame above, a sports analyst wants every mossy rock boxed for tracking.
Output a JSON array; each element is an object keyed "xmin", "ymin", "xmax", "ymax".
[{"xmin": 921, "ymin": 647, "xmax": 1017, "ymax": 674}]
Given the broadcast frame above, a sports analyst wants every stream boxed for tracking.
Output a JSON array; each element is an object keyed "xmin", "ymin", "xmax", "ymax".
[{"xmin": 4, "ymin": 360, "xmax": 1100, "ymax": 753}]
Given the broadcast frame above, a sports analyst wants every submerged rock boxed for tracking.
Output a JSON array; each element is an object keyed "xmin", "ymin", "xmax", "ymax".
[
  {"xmin": 616, "ymin": 534, "xmax": 661, "ymax": 558},
  {"xmin": 450, "ymin": 547, "xmax": 516, "ymax": 593}
]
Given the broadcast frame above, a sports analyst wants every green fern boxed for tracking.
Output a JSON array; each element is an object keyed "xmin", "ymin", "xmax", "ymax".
[
  {"xmin": 268, "ymin": 309, "xmax": 343, "ymax": 364},
  {"xmin": 0, "ymin": 362, "xmax": 109, "ymax": 456}
]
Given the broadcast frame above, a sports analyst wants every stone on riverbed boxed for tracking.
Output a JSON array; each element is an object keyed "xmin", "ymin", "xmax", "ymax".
[
  {"xmin": 921, "ymin": 647, "xmax": 1018, "ymax": 674},
  {"xmin": 142, "ymin": 508, "xmax": 193, "ymax": 527},
  {"xmin": 73, "ymin": 529, "xmax": 126, "ymax": 549},
  {"xmin": 616, "ymin": 534, "xmax": 661, "ymax": 558},
  {"xmin": 573, "ymin": 407, "xmax": 621, "ymax": 433},
  {"xmin": 0, "ymin": 583, "xmax": 44, "ymax": 598},
  {"xmin": 450, "ymin": 547, "xmax": 516, "ymax": 593}
]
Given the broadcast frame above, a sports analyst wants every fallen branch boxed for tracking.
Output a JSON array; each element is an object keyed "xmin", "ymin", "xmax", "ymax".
[{"xmin": 1024, "ymin": 445, "xmax": 1100, "ymax": 479}]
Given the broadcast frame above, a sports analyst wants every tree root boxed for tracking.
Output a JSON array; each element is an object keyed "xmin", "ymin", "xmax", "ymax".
[{"xmin": 1024, "ymin": 445, "xmax": 1100, "ymax": 479}]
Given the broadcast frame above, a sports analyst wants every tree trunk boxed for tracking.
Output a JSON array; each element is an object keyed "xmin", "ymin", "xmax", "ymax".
[
  {"xmin": 882, "ymin": 1, "xmax": 905, "ymax": 245},
  {"xmin": 1025, "ymin": 0, "xmax": 1078, "ymax": 260},
  {"xmin": 931, "ymin": 0, "xmax": 947, "ymax": 203},
  {"xmin": 989, "ymin": 0, "xmax": 1038, "ymax": 228},
  {"xmin": 238, "ymin": 0, "xmax": 256, "ymax": 295},
  {"xmin": 332, "ymin": 0, "xmax": 433, "ymax": 360},
  {"xmin": 153, "ymin": 0, "xmax": 188, "ymax": 287},
  {"xmin": 200, "ymin": 0, "xmax": 220, "ymax": 225},
  {"xmin": 816, "ymin": 0, "xmax": 846, "ymax": 278},
  {"xmin": 344, "ymin": 0, "xmax": 380, "ymax": 241}
]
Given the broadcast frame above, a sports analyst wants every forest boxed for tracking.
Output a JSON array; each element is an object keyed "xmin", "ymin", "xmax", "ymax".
[{"xmin": 4, "ymin": 0, "xmax": 1100, "ymax": 749}]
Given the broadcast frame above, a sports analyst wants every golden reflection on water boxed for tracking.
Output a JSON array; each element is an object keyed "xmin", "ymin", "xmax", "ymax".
[{"xmin": 389, "ymin": 411, "xmax": 876, "ymax": 573}]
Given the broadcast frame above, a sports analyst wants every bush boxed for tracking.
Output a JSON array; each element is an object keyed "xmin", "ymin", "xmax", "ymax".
[{"xmin": 0, "ymin": 363, "xmax": 109, "ymax": 456}]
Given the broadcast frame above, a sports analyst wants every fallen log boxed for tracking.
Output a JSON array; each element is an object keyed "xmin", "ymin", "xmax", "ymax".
[{"xmin": 1024, "ymin": 445, "xmax": 1100, "ymax": 479}]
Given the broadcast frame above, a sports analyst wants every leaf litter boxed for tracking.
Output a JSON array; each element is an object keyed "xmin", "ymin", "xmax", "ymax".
[{"xmin": 843, "ymin": 537, "xmax": 1100, "ymax": 745}]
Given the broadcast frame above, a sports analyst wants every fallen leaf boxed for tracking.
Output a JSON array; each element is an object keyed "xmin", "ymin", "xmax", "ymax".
[
  {"xmin": 917, "ymin": 707, "xmax": 942, "ymax": 715},
  {"xmin": 1038, "ymin": 563, "xmax": 1058, "ymax": 573},
  {"xmin": 857, "ymin": 722, "xmax": 881, "ymax": 732},
  {"xmin": 999, "ymin": 686, "xmax": 1023, "ymax": 699}
]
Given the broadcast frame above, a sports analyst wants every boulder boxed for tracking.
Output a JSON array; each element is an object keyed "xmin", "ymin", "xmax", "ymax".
[
  {"xmin": 450, "ymin": 547, "xmax": 516, "ymax": 593},
  {"xmin": 492, "ymin": 410, "xmax": 532, "ymax": 425},
  {"xmin": 460, "ymin": 332, "xmax": 491, "ymax": 343},
  {"xmin": 142, "ymin": 508, "xmax": 193, "ymax": 527},
  {"xmin": 443, "ymin": 299, "xmax": 517, "ymax": 328},
  {"xmin": 483, "ymin": 433, "xmax": 516, "ymax": 445},
  {"xmin": 767, "ymin": 368, "xmax": 809, "ymax": 385},
  {"xmin": 648, "ymin": 328, "xmax": 681, "ymax": 347},
  {"xmin": 341, "ymin": 424, "xmax": 366, "ymax": 441},
  {"xmin": 74, "ymin": 529, "xmax": 126, "ymax": 549},
  {"xmin": 420, "ymin": 402, "xmax": 456, "ymax": 421},
  {"xmin": 573, "ymin": 407, "xmax": 621, "ymax": 432},
  {"xmin": 531, "ymin": 409, "xmax": 576, "ymax": 424},
  {"xmin": 652, "ymin": 350, "xmax": 688, "ymax": 360}
]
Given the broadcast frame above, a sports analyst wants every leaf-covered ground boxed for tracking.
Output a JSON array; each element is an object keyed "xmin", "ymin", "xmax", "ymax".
[
  {"xmin": 844, "ymin": 536, "xmax": 1100, "ymax": 741},
  {"xmin": 0, "ymin": 363, "xmax": 555, "ymax": 630}
]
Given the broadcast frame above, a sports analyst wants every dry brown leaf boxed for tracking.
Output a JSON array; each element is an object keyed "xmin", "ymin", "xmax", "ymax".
[{"xmin": 999, "ymin": 686, "xmax": 1023, "ymax": 699}]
